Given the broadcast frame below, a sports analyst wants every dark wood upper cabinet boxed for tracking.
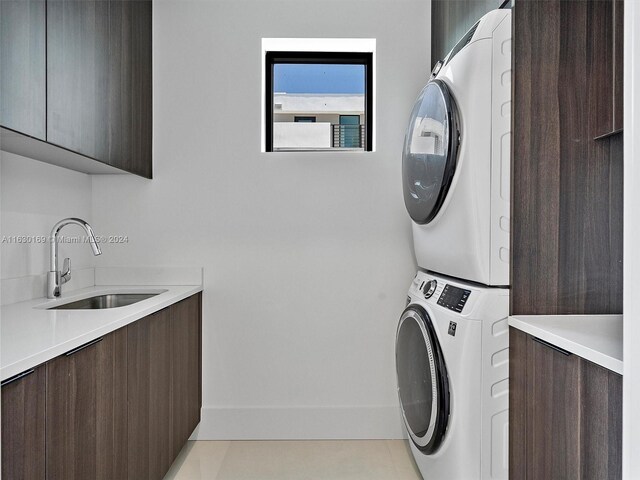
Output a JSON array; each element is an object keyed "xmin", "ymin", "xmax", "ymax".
[
  {"xmin": 613, "ymin": 0, "xmax": 623, "ymax": 132},
  {"xmin": 511, "ymin": 0, "xmax": 623, "ymax": 315},
  {"xmin": 46, "ymin": 0, "xmax": 152, "ymax": 178},
  {"xmin": 1, "ymin": 367, "xmax": 46, "ymax": 480},
  {"xmin": 46, "ymin": 0, "xmax": 110, "ymax": 162},
  {"xmin": 108, "ymin": 0, "xmax": 153, "ymax": 178},
  {"xmin": 591, "ymin": 0, "xmax": 624, "ymax": 139},
  {"xmin": 509, "ymin": 328, "xmax": 622, "ymax": 480},
  {"xmin": 0, "ymin": 0, "xmax": 46, "ymax": 140},
  {"xmin": 127, "ymin": 308, "xmax": 174, "ymax": 480},
  {"xmin": 45, "ymin": 328, "xmax": 128, "ymax": 480}
]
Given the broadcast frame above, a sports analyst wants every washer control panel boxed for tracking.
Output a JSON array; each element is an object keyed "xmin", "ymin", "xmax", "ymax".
[{"xmin": 437, "ymin": 284, "xmax": 471, "ymax": 313}]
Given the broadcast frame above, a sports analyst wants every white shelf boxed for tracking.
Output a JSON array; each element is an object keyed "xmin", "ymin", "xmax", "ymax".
[{"xmin": 508, "ymin": 314, "xmax": 623, "ymax": 375}]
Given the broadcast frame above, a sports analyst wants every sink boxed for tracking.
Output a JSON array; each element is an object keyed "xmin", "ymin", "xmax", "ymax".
[{"xmin": 48, "ymin": 293, "xmax": 160, "ymax": 310}]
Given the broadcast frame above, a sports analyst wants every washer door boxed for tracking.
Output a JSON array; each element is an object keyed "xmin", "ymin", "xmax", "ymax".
[
  {"xmin": 402, "ymin": 79, "xmax": 460, "ymax": 225},
  {"xmin": 395, "ymin": 304, "xmax": 450, "ymax": 453}
]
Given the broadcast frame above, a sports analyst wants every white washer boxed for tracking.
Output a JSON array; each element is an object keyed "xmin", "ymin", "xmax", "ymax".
[
  {"xmin": 402, "ymin": 9, "xmax": 512, "ymax": 286},
  {"xmin": 395, "ymin": 270, "xmax": 509, "ymax": 479}
]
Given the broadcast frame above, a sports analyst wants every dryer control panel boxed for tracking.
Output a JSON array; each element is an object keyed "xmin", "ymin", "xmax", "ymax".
[{"xmin": 437, "ymin": 284, "xmax": 471, "ymax": 313}]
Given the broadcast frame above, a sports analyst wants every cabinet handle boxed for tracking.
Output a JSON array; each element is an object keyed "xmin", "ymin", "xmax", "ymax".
[
  {"xmin": 64, "ymin": 337, "xmax": 104, "ymax": 356},
  {"xmin": 532, "ymin": 336, "xmax": 571, "ymax": 356},
  {"xmin": 1, "ymin": 368, "xmax": 35, "ymax": 387}
]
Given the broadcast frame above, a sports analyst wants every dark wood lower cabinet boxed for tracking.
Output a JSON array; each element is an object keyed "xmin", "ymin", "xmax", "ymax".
[
  {"xmin": 127, "ymin": 307, "xmax": 174, "ymax": 480},
  {"xmin": 127, "ymin": 294, "xmax": 203, "ymax": 480},
  {"xmin": 0, "ymin": 293, "xmax": 202, "ymax": 480},
  {"xmin": 170, "ymin": 293, "xmax": 203, "ymax": 459},
  {"xmin": 46, "ymin": 328, "xmax": 128, "ymax": 480},
  {"xmin": 1, "ymin": 367, "xmax": 46, "ymax": 480},
  {"xmin": 581, "ymin": 357, "xmax": 623, "ymax": 479},
  {"xmin": 509, "ymin": 327, "xmax": 622, "ymax": 480}
]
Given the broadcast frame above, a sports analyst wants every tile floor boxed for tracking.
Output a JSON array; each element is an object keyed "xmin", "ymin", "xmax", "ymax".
[{"xmin": 163, "ymin": 440, "xmax": 422, "ymax": 480}]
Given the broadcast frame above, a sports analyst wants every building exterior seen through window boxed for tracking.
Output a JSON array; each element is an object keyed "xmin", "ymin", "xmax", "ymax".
[{"xmin": 265, "ymin": 52, "xmax": 373, "ymax": 152}]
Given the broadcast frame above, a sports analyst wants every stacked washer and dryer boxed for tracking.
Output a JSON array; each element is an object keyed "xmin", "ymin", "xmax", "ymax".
[{"xmin": 395, "ymin": 9, "xmax": 512, "ymax": 480}]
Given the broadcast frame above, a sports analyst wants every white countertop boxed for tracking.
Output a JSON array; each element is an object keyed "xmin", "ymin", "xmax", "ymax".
[
  {"xmin": 508, "ymin": 315, "xmax": 623, "ymax": 375},
  {"xmin": 1, "ymin": 284, "xmax": 202, "ymax": 381}
]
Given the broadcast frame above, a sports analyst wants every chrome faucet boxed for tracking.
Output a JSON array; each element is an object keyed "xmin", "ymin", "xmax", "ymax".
[{"xmin": 47, "ymin": 218, "xmax": 102, "ymax": 298}]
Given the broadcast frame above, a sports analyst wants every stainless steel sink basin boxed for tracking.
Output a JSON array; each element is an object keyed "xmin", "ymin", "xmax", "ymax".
[{"xmin": 48, "ymin": 293, "xmax": 159, "ymax": 310}]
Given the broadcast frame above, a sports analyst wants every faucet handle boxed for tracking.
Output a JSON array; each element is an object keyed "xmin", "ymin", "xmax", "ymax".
[{"xmin": 61, "ymin": 258, "xmax": 71, "ymax": 284}]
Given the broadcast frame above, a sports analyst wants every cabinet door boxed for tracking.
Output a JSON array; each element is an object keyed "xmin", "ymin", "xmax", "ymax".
[
  {"xmin": 613, "ymin": 0, "xmax": 623, "ymax": 132},
  {"xmin": 1, "ymin": 367, "xmax": 46, "ymax": 480},
  {"xmin": 526, "ymin": 331, "xmax": 582, "ymax": 479},
  {"xmin": 108, "ymin": 0, "xmax": 153, "ymax": 178},
  {"xmin": 0, "ymin": 0, "xmax": 46, "ymax": 139},
  {"xmin": 45, "ymin": 329, "xmax": 128, "ymax": 480},
  {"xmin": 511, "ymin": 327, "xmax": 581, "ymax": 479},
  {"xmin": 46, "ymin": 0, "xmax": 110, "ymax": 162},
  {"xmin": 581, "ymin": 359, "xmax": 623, "ymax": 479},
  {"xmin": 47, "ymin": 0, "xmax": 152, "ymax": 177},
  {"xmin": 509, "ymin": 328, "xmax": 623, "ymax": 480},
  {"xmin": 127, "ymin": 308, "xmax": 173, "ymax": 480},
  {"xmin": 590, "ymin": 0, "xmax": 615, "ymax": 138},
  {"xmin": 170, "ymin": 293, "xmax": 203, "ymax": 457}
]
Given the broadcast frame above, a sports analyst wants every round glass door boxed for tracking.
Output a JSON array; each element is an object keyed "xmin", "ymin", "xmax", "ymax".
[
  {"xmin": 395, "ymin": 305, "xmax": 450, "ymax": 453},
  {"xmin": 402, "ymin": 79, "xmax": 460, "ymax": 225}
]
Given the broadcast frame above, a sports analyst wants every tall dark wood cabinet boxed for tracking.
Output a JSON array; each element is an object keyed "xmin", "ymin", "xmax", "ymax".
[
  {"xmin": 509, "ymin": 328, "xmax": 622, "ymax": 480},
  {"xmin": 45, "ymin": 328, "xmax": 128, "ymax": 480},
  {"xmin": 511, "ymin": 0, "xmax": 623, "ymax": 316},
  {"xmin": 1, "ymin": 367, "xmax": 46, "ymax": 480},
  {"xmin": 127, "ymin": 308, "xmax": 174, "ymax": 480},
  {"xmin": 46, "ymin": 0, "xmax": 152, "ymax": 177},
  {"xmin": 0, "ymin": 0, "xmax": 46, "ymax": 139},
  {"xmin": 170, "ymin": 293, "xmax": 203, "ymax": 459}
]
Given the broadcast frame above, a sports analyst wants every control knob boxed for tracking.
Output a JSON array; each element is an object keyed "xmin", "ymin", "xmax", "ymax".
[{"xmin": 423, "ymin": 279, "xmax": 437, "ymax": 299}]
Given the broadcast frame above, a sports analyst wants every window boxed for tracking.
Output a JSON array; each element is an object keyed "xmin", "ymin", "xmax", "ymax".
[
  {"xmin": 265, "ymin": 51, "xmax": 373, "ymax": 152},
  {"xmin": 294, "ymin": 116, "xmax": 317, "ymax": 123}
]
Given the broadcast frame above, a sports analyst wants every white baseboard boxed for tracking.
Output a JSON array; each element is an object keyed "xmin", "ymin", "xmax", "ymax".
[{"xmin": 191, "ymin": 405, "xmax": 406, "ymax": 440}]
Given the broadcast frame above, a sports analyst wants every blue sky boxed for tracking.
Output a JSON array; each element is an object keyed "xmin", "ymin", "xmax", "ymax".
[{"xmin": 274, "ymin": 64, "xmax": 365, "ymax": 94}]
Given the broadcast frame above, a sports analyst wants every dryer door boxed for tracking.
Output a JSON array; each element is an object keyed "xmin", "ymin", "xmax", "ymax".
[
  {"xmin": 402, "ymin": 79, "xmax": 460, "ymax": 225},
  {"xmin": 395, "ymin": 304, "xmax": 450, "ymax": 453}
]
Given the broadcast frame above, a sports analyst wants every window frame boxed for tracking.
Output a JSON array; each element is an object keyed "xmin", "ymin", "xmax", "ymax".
[{"xmin": 265, "ymin": 51, "xmax": 374, "ymax": 152}]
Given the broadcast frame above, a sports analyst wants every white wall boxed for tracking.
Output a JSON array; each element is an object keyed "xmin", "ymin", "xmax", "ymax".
[
  {"xmin": 91, "ymin": 0, "xmax": 429, "ymax": 439},
  {"xmin": 0, "ymin": 151, "xmax": 95, "ymax": 298},
  {"xmin": 623, "ymin": 0, "xmax": 639, "ymax": 476}
]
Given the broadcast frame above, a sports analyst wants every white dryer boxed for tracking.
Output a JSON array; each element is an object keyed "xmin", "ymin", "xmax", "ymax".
[
  {"xmin": 395, "ymin": 270, "xmax": 509, "ymax": 479},
  {"xmin": 402, "ymin": 9, "xmax": 512, "ymax": 286}
]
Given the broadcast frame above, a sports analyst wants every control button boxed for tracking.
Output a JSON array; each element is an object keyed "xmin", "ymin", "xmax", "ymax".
[
  {"xmin": 437, "ymin": 284, "xmax": 471, "ymax": 313},
  {"xmin": 423, "ymin": 279, "xmax": 437, "ymax": 299}
]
